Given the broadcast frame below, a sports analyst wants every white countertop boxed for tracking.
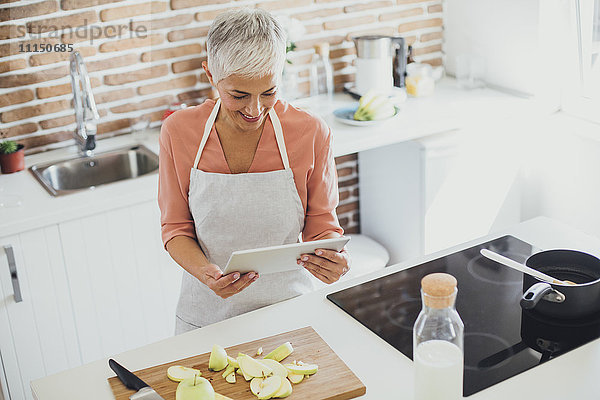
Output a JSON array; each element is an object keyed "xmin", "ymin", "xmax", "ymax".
[
  {"xmin": 0, "ymin": 78, "xmax": 529, "ymax": 238},
  {"xmin": 30, "ymin": 217, "xmax": 600, "ymax": 400}
]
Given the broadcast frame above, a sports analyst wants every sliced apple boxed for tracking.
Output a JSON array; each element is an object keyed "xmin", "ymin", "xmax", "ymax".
[
  {"xmin": 167, "ymin": 365, "xmax": 201, "ymax": 382},
  {"xmin": 264, "ymin": 342, "xmax": 293, "ymax": 362},
  {"xmin": 236, "ymin": 368, "xmax": 244, "ymax": 376},
  {"xmin": 273, "ymin": 377, "xmax": 292, "ymax": 398},
  {"xmin": 287, "ymin": 373, "xmax": 304, "ymax": 384},
  {"xmin": 256, "ymin": 347, "xmax": 263, "ymax": 356},
  {"xmin": 238, "ymin": 354, "xmax": 273, "ymax": 378},
  {"xmin": 254, "ymin": 376, "xmax": 283, "ymax": 400},
  {"xmin": 221, "ymin": 365, "xmax": 235, "ymax": 379},
  {"xmin": 227, "ymin": 356, "xmax": 239, "ymax": 368},
  {"xmin": 250, "ymin": 377, "xmax": 264, "ymax": 397},
  {"xmin": 225, "ymin": 371, "xmax": 236, "ymax": 384},
  {"xmin": 284, "ymin": 363, "xmax": 318, "ymax": 375},
  {"xmin": 259, "ymin": 359, "xmax": 288, "ymax": 378},
  {"xmin": 208, "ymin": 344, "xmax": 228, "ymax": 372}
]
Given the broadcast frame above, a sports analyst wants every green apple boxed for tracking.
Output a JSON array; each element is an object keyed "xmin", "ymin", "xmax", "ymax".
[
  {"xmin": 227, "ymin": 356, "xmax": 239, "ymax": 368},
  {"xmin": 167, "ymin": 365, "xmax": 201, "ymax": 382},
  {"xmin": 221, "ymin": 365, "xmax": 235, "ymax": 379},
  {"xmin": 209, "ymin": 344, "xmax": 228, "ymax": 371},
  {"xmin": 176, "ymin": 377, "xmax": 215, "ymax": 400},
  {"xmin": 258, "ymin": 359, "xmax": 288, "ymax": 378},
  {"xmin": 238, "ymin": 354, "xmax": 273, "ymax": 378},
  {"xmin": 284, "ymin": 363, "xmax": 318, "ymax": 375},
  {"xmin": 250, "ymin": 376, "xmax": 283, "ymax": 400},
  {"xmin": 263, "ymin": 342, "xmax": 293, "ymax": 362},
  {"xmin": 287, "ymin": 373, "xmax": 304, "ymax": 384},
  {"xmin": 273, "ymin": 377, "xmax": 292, "ymax": 398}
]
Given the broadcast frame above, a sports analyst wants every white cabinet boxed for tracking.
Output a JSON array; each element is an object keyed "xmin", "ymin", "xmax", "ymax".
[
  {"xmin": 359, "ymin": 129, "xmax": 522, "ymax": 263},
  {"xmin": 0, "ymin": 200, "xmax": 182, "ymax": 400},
  {"xmin": 0, "ymin": 227, "xmax": 80, "ymax": 400},
  {"xmin": 58, "ymin": 201, "xmax": 182, "ymax": 365}
]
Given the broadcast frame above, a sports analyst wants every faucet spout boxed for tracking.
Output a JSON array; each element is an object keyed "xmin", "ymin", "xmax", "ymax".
[{"xmin": 70, "ymin": 51, "xmax": 99, "ymax": 156}]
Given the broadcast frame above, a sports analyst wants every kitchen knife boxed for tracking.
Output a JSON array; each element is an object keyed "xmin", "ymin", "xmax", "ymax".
[{"xmin": 109, "ymin": 359, "xmax": 165, "ymax": 400}]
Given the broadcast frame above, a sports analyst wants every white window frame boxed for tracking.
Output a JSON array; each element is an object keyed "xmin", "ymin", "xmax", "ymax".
[{"xmin": 561, "ymin": 0, "xmax": 600, "ymax": 124}]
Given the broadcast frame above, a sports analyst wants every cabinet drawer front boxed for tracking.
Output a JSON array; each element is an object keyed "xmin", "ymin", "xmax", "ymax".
[{"xmin": 0, "ymin": 228, "xmax": 80, "ymax": 400}]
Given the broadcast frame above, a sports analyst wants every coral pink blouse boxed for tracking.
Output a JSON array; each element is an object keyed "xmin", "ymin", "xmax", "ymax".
[{"xmin": 158, "ymin": 99, "xmax": 343, "ymax": 248}]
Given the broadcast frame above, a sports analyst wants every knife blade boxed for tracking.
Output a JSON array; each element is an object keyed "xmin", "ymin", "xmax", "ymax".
[{"xmin": 109, "ymin": 359, "xmax": 165, "ymax": 400}]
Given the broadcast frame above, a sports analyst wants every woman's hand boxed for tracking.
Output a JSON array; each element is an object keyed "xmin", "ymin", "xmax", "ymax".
[
  {"xmin": 298, "ymin": 248, "xmax": 350, "ymax": 284},
  {"xmin": 200, "ymin": 263, "xmax": 259, "ymax": 299}
]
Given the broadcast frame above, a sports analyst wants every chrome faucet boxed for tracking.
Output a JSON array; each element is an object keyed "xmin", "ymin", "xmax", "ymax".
[{"xmin": 70, "ymin": 51, "xmax": 100, "ymax": 156}]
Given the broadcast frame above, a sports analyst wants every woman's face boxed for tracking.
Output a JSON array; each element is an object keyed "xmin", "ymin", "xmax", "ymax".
[{"xmin": 204, "ymin": 64, "xmax": 279, "ymax": 134}]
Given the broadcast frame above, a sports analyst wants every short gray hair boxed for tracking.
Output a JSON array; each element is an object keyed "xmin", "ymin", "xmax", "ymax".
[{"xmin": 206, "ymin": 8, "xmax": 286, "ymax": 84}]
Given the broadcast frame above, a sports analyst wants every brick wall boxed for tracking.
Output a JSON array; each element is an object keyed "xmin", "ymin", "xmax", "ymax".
[{"xmin": 1, "ymin": 0, "xmax": 444, "ymax": 233}]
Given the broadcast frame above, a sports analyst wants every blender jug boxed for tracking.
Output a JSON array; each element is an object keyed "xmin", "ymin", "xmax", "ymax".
[{"xmin": 353, "ymin": 35, "xmax": 407, "ymax": 95}]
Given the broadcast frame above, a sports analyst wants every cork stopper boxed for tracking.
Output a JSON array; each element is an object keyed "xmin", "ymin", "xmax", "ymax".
[
  {"xmin": 421, "ymin": 273, "xmax": 458, "ymax": 309},
  {"xmin": 313, "ymin": 42, "xmax": 330, "ymax": 59}
]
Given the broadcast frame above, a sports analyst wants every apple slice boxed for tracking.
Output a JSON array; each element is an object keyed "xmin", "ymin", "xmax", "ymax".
[
  {"xmin": 167, "ymin": 365, "xmax": 201, "ymax": 382},
  {"xmin": 252, "ymin": 376, "xmax": 283, "ymax": 400},
  {"xmin": 176, "ymin": 376, "xmax": 214, "ymax": 400},
  {"xmin": 287, "ymin": 373, "xmax": 304, "ymax": 384},
  {"xmin": 209, "ymin": 344, "xmax": 228, "ymax": 372},
  {"xmin": 250, "ymin": 377, "xmax": 264, "ymax": 397},
  {"xmin": 227, "ymin": 356, "xmax": 239, "ymax": 368},
  {"xmin": 258, "ymin": 359, "xmax": 288, "ymax": 378},
  {"xmin": 238, "ymin": 354, "xmax": 273, "ymax": 378},
  {"xmin": 284, "ymin": 363, "xmax": 318, "ymax": 375},
  {"xmin": 225, "ymin": 371, "xmax": 236, "ymax": 384},
  {"xmin": 273, "ymin": 378, "xmax": 292, "ymax": 398},
  {"xmin": 236, "ymin": 357, "xmax": 254, "ymax": 381},
  {"xmin": 256, "ymin": 347, "xmax": 263, "ymax": 356},
  {"xmin": 221, "ymin": 365, "xmax": 235, "ymax": 379},
  {"xmin": 264, "ymin": 342, "xmax": 293, "ymax": 362}
]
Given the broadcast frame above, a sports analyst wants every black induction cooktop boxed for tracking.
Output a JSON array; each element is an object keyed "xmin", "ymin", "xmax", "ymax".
[{"xmin": 327, "ymin": 235, "xmax": 600, "ymax": 396}]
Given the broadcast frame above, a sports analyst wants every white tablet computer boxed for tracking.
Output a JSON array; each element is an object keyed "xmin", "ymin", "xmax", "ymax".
[{"xmin": 222, "ymin": 236, "xmax": 351, "ymax": 275}]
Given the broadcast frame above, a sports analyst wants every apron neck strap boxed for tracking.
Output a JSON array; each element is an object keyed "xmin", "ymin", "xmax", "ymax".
[
  {"xmin": 193, "ymin": 98, "xmax": 221, "ymax": 169},
  {"xmin": 268, "ymin": 106, "xmax": 290, "ymax": 170},
  {"xmin": 193, "ymin": 98, "xmax": 290, "ymax": 170}
]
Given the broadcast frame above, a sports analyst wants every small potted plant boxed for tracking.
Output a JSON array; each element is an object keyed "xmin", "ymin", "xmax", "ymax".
[{"xmin": 0, "ymin": 140, "xmax": 25, "ymax": 174}]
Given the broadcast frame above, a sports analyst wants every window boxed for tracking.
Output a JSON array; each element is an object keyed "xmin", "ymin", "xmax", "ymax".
[{"xmin": 562, "ymin": 0, "xmax": 600, "ymax": 123}]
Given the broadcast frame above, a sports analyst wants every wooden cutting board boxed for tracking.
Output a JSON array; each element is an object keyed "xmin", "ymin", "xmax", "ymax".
[{"xmin": 108, "ymin": 326, "xmax": 366, "ymax": 400}]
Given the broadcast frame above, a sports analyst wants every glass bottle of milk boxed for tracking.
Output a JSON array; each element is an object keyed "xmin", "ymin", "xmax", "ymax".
[{"xmin": 413, "ymin": 273, "xmax": 464, "ymax": 400}]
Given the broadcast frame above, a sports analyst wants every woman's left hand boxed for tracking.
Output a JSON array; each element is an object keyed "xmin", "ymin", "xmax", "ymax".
[{"xmin": 298, "ymin": 248, "xmax": 350, "ymax": 284}]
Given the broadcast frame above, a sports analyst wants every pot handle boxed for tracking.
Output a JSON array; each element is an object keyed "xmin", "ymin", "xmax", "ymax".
[{"xmin": 520, "ymin": 282, "xmax": 554, "ymax": 309}]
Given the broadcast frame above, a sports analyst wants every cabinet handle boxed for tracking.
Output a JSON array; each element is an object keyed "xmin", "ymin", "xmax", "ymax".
[{"xmin": 3, "ymin": 245, "xmax": 22, "ymax": 303}]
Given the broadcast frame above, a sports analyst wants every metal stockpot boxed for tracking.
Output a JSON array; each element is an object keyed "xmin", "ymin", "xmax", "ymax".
[{"xmin": 520, "ymin": 250, "xmax": 600, "ymax": 319}]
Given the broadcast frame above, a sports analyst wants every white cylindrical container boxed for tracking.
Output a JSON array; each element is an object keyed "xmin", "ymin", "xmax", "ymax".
[
  {"xmin": 355, "ymin": 57, "xmax": 393, "ymax": 96},
  {"xmin": 413, "ymin": 273, "xmax": 464, "ymax": 400}
]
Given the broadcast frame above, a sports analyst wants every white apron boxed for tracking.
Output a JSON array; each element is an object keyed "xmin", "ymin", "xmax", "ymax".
[{"xmin": 175, "ymin": 99, "xmax": 314, "ymax": 334}]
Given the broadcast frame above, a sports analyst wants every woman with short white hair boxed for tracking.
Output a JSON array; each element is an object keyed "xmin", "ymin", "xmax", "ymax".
[{"xmin": 158, "ymin": 8, "xmax": 349, "ymax": 334}]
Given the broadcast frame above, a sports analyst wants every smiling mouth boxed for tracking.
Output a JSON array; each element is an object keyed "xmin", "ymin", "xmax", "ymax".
[{"xmin": 239, "ymin": 111, "xmax": 261, "ymax": 123}]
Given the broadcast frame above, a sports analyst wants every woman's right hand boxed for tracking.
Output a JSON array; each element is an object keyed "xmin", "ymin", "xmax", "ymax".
[{"xmin": 200, "ymin": 263, "xmax": 259, "ymax": 299}]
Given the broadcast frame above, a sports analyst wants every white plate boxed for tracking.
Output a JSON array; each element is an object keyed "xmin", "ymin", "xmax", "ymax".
[
  {"xmin": 333, "ymin": 104, "xmax": 401, "ymax": 126},
  {"xmin": 222, "ymin": 236, "xmax": 351, "ymax": 275}
]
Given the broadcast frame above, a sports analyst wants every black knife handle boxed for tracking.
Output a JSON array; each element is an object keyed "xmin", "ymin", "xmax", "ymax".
[{"xmin": 109, "ymin": 359, "xmax": 149, "ymax": 391}]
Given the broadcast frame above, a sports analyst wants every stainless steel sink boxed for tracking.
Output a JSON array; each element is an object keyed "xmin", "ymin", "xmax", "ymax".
[{"xmin": 30, "ymin": 145, "xmax": 159, "ymax": 197}]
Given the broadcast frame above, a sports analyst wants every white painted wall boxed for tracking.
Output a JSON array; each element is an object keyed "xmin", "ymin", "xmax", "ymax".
[
  {"xmin": 521, "ymin": 116, "xmax": 600, "ymax": 239},
  {"xmin": 445, "ymin": 0, "xmax": 600, "ymax": 241},
  {"xmin": 444, "ymin": 0, "xmax": 540, "ymax": 95}
]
